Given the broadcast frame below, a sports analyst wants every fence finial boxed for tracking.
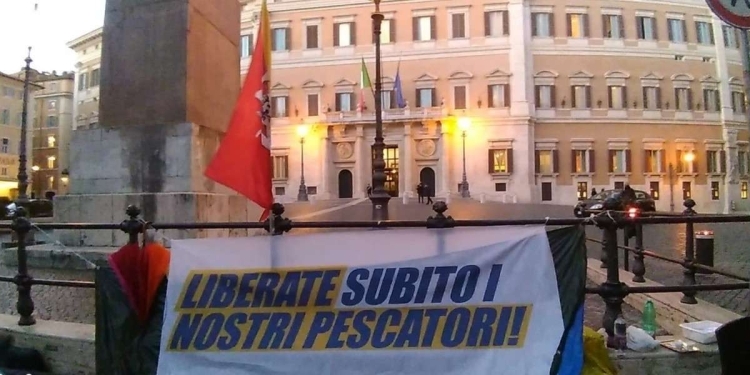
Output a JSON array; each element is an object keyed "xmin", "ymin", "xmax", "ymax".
[
  {"xmin": 264, "ymin": 203, "xmax": 292, "ymax": 235},
  {"xmin": 427, "ymin": 201, "xmax": 455, "ymax": 228},
  {"xmin": 120, "ymin": 204, "xmax": 144, "ymax": 244}
]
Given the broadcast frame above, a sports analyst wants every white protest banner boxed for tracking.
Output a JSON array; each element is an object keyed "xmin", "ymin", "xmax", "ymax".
[{"xmin": 157, "ymin": 226, "xmax": 582, "ymax": 375}]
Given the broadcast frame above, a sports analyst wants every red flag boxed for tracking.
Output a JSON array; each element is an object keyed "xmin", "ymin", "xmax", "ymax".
[{"xmin": 205, "ymin": 0, "xmax": 272, "ymax": 221}]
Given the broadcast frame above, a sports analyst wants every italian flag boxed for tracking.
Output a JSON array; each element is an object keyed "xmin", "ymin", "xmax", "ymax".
[{"xmin": 358, "ymin": 57, "xmax": 372, "ymax": 111}]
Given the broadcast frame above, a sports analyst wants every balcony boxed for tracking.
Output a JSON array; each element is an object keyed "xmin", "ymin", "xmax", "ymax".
[{"xmin": 322, "ymin": 107, "xmax": 447, "ymax": 124}]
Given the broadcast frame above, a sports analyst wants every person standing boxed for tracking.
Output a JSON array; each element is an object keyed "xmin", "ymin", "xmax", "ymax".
[
  {"xmin": 417, "ymin": 183, "xmax": 424, "ymax": 203},
  {"xmin": 424, "ymin": 184, "xmax": 433, "ymax": 205},
  {"xmin": 366, "ymin": 184, "xmax": 372, "ymax": 197},
  {"xmin": 591, "ymin": 187, "xmax": 598, "ymax": 197}
]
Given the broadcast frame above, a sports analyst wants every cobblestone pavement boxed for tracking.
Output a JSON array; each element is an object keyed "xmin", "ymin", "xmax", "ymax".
[{"xmin": 1, "ymin": 198, "xmax": 744, "ymax": 325}]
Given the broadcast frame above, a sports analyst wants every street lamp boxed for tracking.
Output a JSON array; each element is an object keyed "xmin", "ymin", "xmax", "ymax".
[
  {"xmin": 668, "ymin": 150, "xmax": 695, "ymax": 212},
  {"xmin": 370, "ymin": 0, "xmax": 391, "ymax": 220},
  {"xmin": 16, "ymin": 48, "xmax": 33, "ymax": 205},
  {"xmin": 458, "ymin": 117, "xmax": 471, "ymax": 198},
  {"xmin": 296, "ymin": 125, "xmax": 310, "ymax": 202}
]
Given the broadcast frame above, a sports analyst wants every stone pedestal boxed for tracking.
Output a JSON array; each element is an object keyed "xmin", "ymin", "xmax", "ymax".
[{"xmin": 54, "ymin": 0, "xmax": 242, "ymax": 246}]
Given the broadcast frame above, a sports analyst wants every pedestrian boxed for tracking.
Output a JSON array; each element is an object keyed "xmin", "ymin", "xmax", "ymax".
[
  {"xmin": 621, "ymin": 184, "xmax": 636, "ymax": 209},
  {"xmin": 366, "ymin": 184, "xmax": 372, "ymax": 197},
  {"xmin": 591, "ymin": 187, "xmax": 597, "ymax": 197},
  {"xmin": 424, "ymin": 184, "xmax": 433, "ymax": 205},
  {"xmin": 417, "ymin": 183, "xmax": 424, "ymax": 203}
]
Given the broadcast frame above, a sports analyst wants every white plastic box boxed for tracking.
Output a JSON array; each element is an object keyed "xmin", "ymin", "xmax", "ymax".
[{"xmin": 679, "ymin": 321, "xmax": 722, "ymax": 344}]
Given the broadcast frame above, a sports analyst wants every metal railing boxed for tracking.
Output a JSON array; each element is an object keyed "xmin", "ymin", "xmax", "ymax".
[{"xmin": 0, "ymin": 199, "xmax": 748, "ymax": 336}]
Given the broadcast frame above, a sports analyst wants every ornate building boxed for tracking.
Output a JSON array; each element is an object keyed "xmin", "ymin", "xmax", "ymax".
[{"xmin": 69, "ymin": 0, "xmax": 750, "ymax": 213}]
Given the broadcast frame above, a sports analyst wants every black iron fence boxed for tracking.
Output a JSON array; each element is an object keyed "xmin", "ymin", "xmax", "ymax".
[{"xmin": 0, "ymin": 199, "xmax": 748, "ymax": 335}]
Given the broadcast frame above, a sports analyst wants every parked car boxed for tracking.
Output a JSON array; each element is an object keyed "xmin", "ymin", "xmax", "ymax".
[
  {"xmin": 573, "ymin": 189, "xmax": 656, "ymax": 217},
  {"xmin": 2, "ymin": 199, "xmax": 54, "ymax": 220}
]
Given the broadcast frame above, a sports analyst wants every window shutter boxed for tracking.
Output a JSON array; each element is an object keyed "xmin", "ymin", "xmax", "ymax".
[
  {"xmin": 351, "ymin": 22, "xmax": 357, "ymax": 45},
  {"xmin": 285, "ymin": 28, "xmax": 291, "ymax": 50},
  {"xmin": 484, "ymin": 12, "xmax": 491, "ymax": 36},
  {"xmin": 660, "ymin": 150, "xmax": 667, "ymax": 173},
  {"xmin": 608, "ymin": 150, "xmax": 615, "ymax": 172},
  {"xmin": 534, "ymin": 85, "xmax": 541, "ymax": 108},
  {"xmin": 284, "ymin": 156, "xmax": 289, "ymax": 179},
  {"xmin": 531, "ymin": 13, "xmax": 538, "ymax": 36},
  {"xmin": 622, "ymin": 87, "xmax": 628, "ymax": 109},
  {"xmin": 674, "ymin": 88, "xmax": 679, "ymax": 109},
  {"xmin": 507, "ymin": 149, "xmax": 514, "ymax": 173},
  {"xmin": 667, "ymin": 20, "xmax": 674, "ymax": 41},
  {"xmin": 636, "ymin": 17, "xmax": 644, "ymax": 39},
  {"xmin": 431, "ymin": 88, "xmax": 437, "ymax": 107},
  {"xmin": 415, "ymin": 89, "xmax": 421, "ymax": 107},
  {"xmin": 502, "ymin": 11, "xmax": 509, "ymax": 35},
  {"xmin": 487, "ymin": 85, "xmax": 494, "ymax": 107},
  {"xmin": 534, "ymin": 150, "xmax": 541, "ymax": 173},
  {"xmin": 687, "ymin": 88, "xmax": 693, "ymax": 110},
  {"xmin": 412, "ymin": 17, "xmax": 419, "ymax": 40},
  {"xmin": 653, "ymin": 18, "xmax": 659, "ymax": 40},
  {"xmin": 430, "ymin": 16, "xmax": 436, "ymax": 40},
  {"xmin": 602, "ymin": 15, "xmax": 609, "ymax": 37},
  {"xmin": 390, "ymin": 20, "xmax": 396, "ymax": 43},
  {"xmin": 452, "ymin": 14, "xmax": 461, "ymax": 38},
  {"xmin": 334, "ymin": 24, "xmax": 340, "ymax": 46},
  {"xmin": 715, "ymin": 91, "xmax": 721, "ymax": 111},
  {"xmin": 585, "ymin": 86, "xmax": 592, "ymax": 108},
  {"xmin": 307, "ymin": 26, "xmax": 317, "ymax": 48},
  {"xmin": 549, "ymin": 14, "xmax": 556, "ymax": 37},
  {"xmin": 656, "ymin": 87, "xmax": 662, "ymax": 109},
  {"xmin": 709, "ymin": 23, "xmax": 715, "ymax": 44},
  {"xmin": 619, "ymin": 16, "xmax": 625, "ymax": 38},
  {"xmin": 644, "ymin": 150, "xmax": 650, "ymax": 173},
  {"xmin": 335, "ymin": 93, "xmax": 341, "ymax": 111},
  {"xmin": 676, "ymin": 150, "xmax": 683, "ymax": 173},
  {"xmin": 550, "ymin": 85, "xmax": 557, "ymax": 107},
  {"xmin": 571, "ymin": 150, "xmax": 577, "ymax": 172},
  {"xmin": 389, "ymin": 90, "xmax": 396, "ymax": 109},
  {"xmin": 285, "ymin": 97, "xmax": 290, "ymax": 117},
  {"xmin": 570, "ymin": 86, "xmax": 576, "ymax": 108},
  {"xmin": 553, "ymin": 150, "xmax": 559, "ymax": 173},
  {"xmin": 589, "ymin": 150, "xmax": 596, "ymax": 172},
  {"xmin": 271, "ymin": 31, "xmax": 278, "ymax": 50},
  {"xmin": 721, "ymin": 150, "xmax": 727, "ymax": 173},
  {"xmin": 692, "ymin": 152, "xmax": 698, "ymax": 173},
  {"xmin": 566, "ymin": 14, "xmax": 573, "ymax": 37},
  {"xmin": 607, "ymin": 86, "xmax": 613, "ymax": 108},
  {"xmin": 504, "ymin": 84, "xmax": 511, "ymax": 107},
  {"xmin": 308, "ymin": 94, "xmax": 318, "ymax": 116},
  {"xmin": 703, "ymin": 89, "xmax": 709, "ymax": 110},
  {"xmin": 625, "ymin": 149, "xmax": 632, "ymax": 172},
  {"xmin": 583, "ymin": 14, "xmax": 590, "ymax": 37},
  {"xmin": 488, "ymin": 150, "xmax": 495, "ymax": 173}
]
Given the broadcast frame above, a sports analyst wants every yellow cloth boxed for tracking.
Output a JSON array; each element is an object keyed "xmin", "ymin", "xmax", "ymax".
[{"xmin": 581, "ymin": 327, "xmax": 618, "ymax": 375}]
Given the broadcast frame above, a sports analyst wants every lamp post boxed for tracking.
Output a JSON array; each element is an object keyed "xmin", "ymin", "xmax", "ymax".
[
  {"xmin": 458, "ymin": 117, "xmax": 471, "ymax": 198},
  {"xmin": 16, "ymin": 48, "xmax": 33, "ymax": 205},
  {"xmin": 296, "ymin": 125, "xmax": 310, "ymax": 202},
  {"xmin": 370, "ymin": 0, "xmax": 390, "ymax": 220},
  {"xmin": 669, "ymin": 150, "xmax": 695, "ymax": 212}
]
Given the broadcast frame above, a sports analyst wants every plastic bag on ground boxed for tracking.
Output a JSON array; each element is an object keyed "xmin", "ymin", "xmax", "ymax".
[
  {"xmin": 582, "ymin": 326, "xmax": 618, "ymax": 375},
  {"xmin": 626, "ymin": 326, "xmax": 659, "ymax": 352}
]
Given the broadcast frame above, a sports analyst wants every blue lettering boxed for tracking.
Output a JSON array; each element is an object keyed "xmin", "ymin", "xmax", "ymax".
[
  {"xmin": 389, "ymin": 267, "xmax": 420, "ymax": 304},
  {"xmin": 274, "ymin": 271, "xmax": 301, "ymax": 307},
  {"xmin": 506, "ymin": 306, "xmax": 528, "ymax": 346},
  {"xmin": 197, "ymin": 274, "xmax": 218, "ymax": 308},
  {"xmin": 372, "ymin": 309, "xmax": 401, "ymax": 348},
  {"xmin": 326, "ymin": 310, "xmax": 355, "ymax": 349},
  {"xmin": 414, "ymin": 267, "xmax": 434, "ymax": 304},
  {"xmin": 216, "ymin": 312, "xmax": 248, "ymax": 350},
  {"xmin": 303, "ymin": 311, "xmax": 335, "ymax": 348},
  {"xmin": 179, "ymin": 274, "xmax": 202, "ymax": 309},
  {"xmin": 341, "ymin": 269, "xmax": 369, "ymax": 306},
  {"xmin": 441, "ymin": 308, "xmax": 470, "ymax": 348},
  {"xmin": 168, "ymin": 313, "xmax": 203, "ymax": 350},
  {"xmin": 365, "ymin": 268, "xmax": 395, "ymax": 305},
  {"xmin": 393, "ymin": 309, "xmax": 423, "ymax": 348},
  {"xmin": 259, "ymin": 313, "xmax": 292, "ymax": 349},
  {"xmin": 315, "ymin": 270, "xmax": 341, "ymax": 307},
  {"xmin": 492, "ymin": 306, "xmax": 513, "ymax": 346},
  {"xmin": 282, "ymin": 312, "xmax": 306, "ymax": 349},
  {"xmin": 241, "ymin": 313, "xmax": 271, "ymax": 349},
  {"xmin": 193, "ymin": 313, "xmax": 225, "ymax": 350},
  {"xmin": 346, "ymin": 309, "xmax": 376, "ymax": 349},
  {"xmin": 298, "ymin": 271, "xmax": 324, "ymax": 306},
  {"xmin": 482, "ymin": 265, "xmax": 504, "ymax": 302},
  {"xmin": 209, "ymin": 274, "xmax": 238, "ymax": 309},
  {"xmin": 234, "ymin": 273, "xmax": 258, "ymax": 308},
  {"xmin": 253, "ymin": 273, "xmax": 280, "ymax": 308},
  {"xmin": 467, "ymin": 308, "xmax": 497, "ymax": 347},
  {"xmin": 421, "ymin": 308, "xmax": 447, "ymax": 347},
  {"xmin": 451, "ymin": 265, "xmax": 480, "ymax": 303},
  {"xmin": 431, "ymin": 267, "xmax": 458, "ymax": 303}
]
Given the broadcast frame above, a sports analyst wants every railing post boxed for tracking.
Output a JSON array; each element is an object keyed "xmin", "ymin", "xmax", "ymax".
[
  {"xmin": 681, "ymin": 198, "xmax": 698, "ymax": 304},
  {"xmin": 426, "ymin": 201, "xmax": 455, "ymax": 228},
  {"xmin": 599, "ymin": 228, "xmax": 608, "ymax": 268},
  {"xmin": 11, "ymin": 207, "xmax": 35, "ymax": 326},
  {"xmin": 622, "ymin": 229, "xmax": 630, "ymax": 272},
  {"xmin": 264, "ymin": 203, "xmax": 292, "ymax": 235},
  {"xmin": 119, "ymin": 205, "xmax": 143, "ymax": 244},
  {"xmin": 631, "ymin": 223, "xmax": 646, "ymax": 283},
  {"xmin": 598, "ymin": 198, "xmax": 627, "ymax": 337}
]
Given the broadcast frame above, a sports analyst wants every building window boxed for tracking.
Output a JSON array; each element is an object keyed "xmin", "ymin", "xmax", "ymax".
[
  {"xmin": 451, "ymin": 13, "xmax": 467, "ymax": 39},
  {"xmin": 1, "ymin": 138, "xmax": 8, "ymax": 153},
  {"xmin": 16, "ymin": 113, "xmax": 22, "ymax": 126},
  {"xmin": 453, "ymin": 86, "xmax": 467, "ymax": 110},
  {"xmin": 274, "ymin": 187, "xmax": 286, "ymax": 196},
  {"xmin": 46, "ymin": 116, "xmax": 58, "ymax": 127},
  {"xmin": 47, "ymin": 156, "xmax": 56, "ymax": 169},
  {"xmin": 644, "ymin": 150, "xmax": 664, "ymax": 173},
  {"xmin": 650, "ymin": 181, "xmax": 660, "ymax": 200},
  {"xmin": 608, "ymin": 86, "xmax": 627, "ymax": 109},
  {"xmin": 413, "ymin": 16, "xmax": 436, "ymax": 41},
  {"xmin": 572, "ymin": 149, "xmax": 593, "ymax": 173},
  {"xmin": 240, "ymin": 34, "xmax": 253, "ymax": 57},
  {"xmin": 494, "ymin": 183, "xmax": 507, "ymax": 192},
  {"xmin": 608, "ymin": 149, "xmax": 629, "ymax": 173},
  {"xmin": 271, "ymin": 96, "xmax": 289, "ymax": 117},
  {"xmin": 566, "ymin": 13, "xmax": 589, "ymax": 38},
  {"xmin": 577, "ymin": 182, "xmax": 588, "ymax": 200},
  {"xmin": 0, "ymin": 109, "xmax": 8, "ymax": 124},
  {"xmin": 703, "ymin": 89, "xmax": 721, "ymax": 112},
  {"xmin": 335, "ymin": 93, "xmax": 353, "ymax": 112},
  {"xmin": 675, "ymin": 87, "xmax": 693, "ymax": 111},
  {"xmin": 305, "ymin": 25, "xmax": 319, "ymax": 49},
  {"xmin": 2, "ymin": 87, "xmax": 13, "ymax": 97},
  {"xmin": 90, "ymin": 69, "xmax": 100, "ymax": 87},
  {"xmin": 732, "ymin": 92, "xmax": 746, "ymax": 114},
  {"xmin": 742, "ymin": 181, "xmax": 748, "ymax": 199},
  {"xmin": 381, "ymin": 90, "xmax": 394, "ymax": 110},
  {"xmin": 78, "ymin": 72, "xmax": 88, "ymax": 91},
  {"xmin": 307, "ymin": 94, "xmax": 319, "ymax": 116},
  {"xmin": 272, "ymin": 28, "xmax": 291, "ymax": 51},
  {"xmin": 531, "ymin": 13, "xmax": 553, "ymax": 37},
  {"xmin": 534, "ymin": 85, "xmax": 555, "ymax": 109},
  {"xmin": 602, "ymin": 14, "xmax": 624, "ymax": 39},
  {"xmin": 667, "ymin": 19, "xmax": 686, "ymax": 42},
  {"xmin": 614, "ymin": 181, "xmax": 625, "ymax": 190},
  {"xmin": 724, "ymin": 26, "xmax": 739, "ymax": 48},
  {"xmin": 47, "ymin": 176, "xmax": 55, "ymax": 190},
  {"xmin": 416, "ymin": 88, "xmax": 436, "ymax": 108},
  {"xmin": 676, "ymin": 150, "xmax": 695, "ymax": 173},
  {"xmin": 642, "ymin": 86, "xmax": 661, "ymax": 110},
  {"xmin": 711, "ymin": 181, "xmax": 720, "ymax": 200},
  {"xmin": 706, "ymin": 150, "xmax": 726, "ymax": 174},
  {"xmin": 488, "ymin": 149, "xmax": 512, "ymax": 174},
  {"xmin": 0, "ymin": 168, "xmax": 6, "ymax": 176},
  {"xmin": 376, "ymin": 19, "xmax": 395, "ymax": 44},
  {"xmin": 636, "ymin": 16, "xmax": 656, "ymax": 40},
  {"xmin": 682, "ymin": 181, "xmax": 692, "ymax": 199},
  {"xmin": 488, "ymin": 84, "xmax": 509, "ymax": 108},
  {"xmin": 272, "ymin": 155, "xmax": 289, "ymax": 180},
  {"xmin": 485, "ymin": 11, "xmax": 509, "ymax": 37},
  {"xmin": 571, "ymin": 85, "xmax": 591, "ymax": 109},
  {"xmin": 541, "ymin": 182, "xmax": 553, "ymax": 201},
  {"xmin": 739, "ymin": 151, "xmax": 748, "ymax": 175},
  {"xmin": 47, "ymin": 99, "xmax": 57, "ymax": 110},
  {"xmin": 47, "ymin": 136, "xmax": 56, "ymax": 148},
  {"xmin": 696, "ymin": 21, "xmax": 715, "ymax": 45},
  {"xmin": 334, "ymin": 22, "xmax": 356, "ymax": 47},
  {"xmin": 535, "ymin": 150, "xmax": 557, "ymax": 174}
]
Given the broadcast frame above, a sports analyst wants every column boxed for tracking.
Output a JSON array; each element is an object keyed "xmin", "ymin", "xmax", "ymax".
[
  {"xmin": 403, "ymin": 123, "xmax": 413, "ymax": 197},
  {"xmin": 439, "ymin": 126, "xmax": 450, "ymax": 196},
  {"xmin": 713, "ymin": 17, "xmax": 741, "ymax": 213},
  {"xmin": 354, "ymin": 124, "xmax": 364, "ymax": 198},
  {"xmin": 508, "ymin": 0, "xmax": 533, "ymax": 117},
  {"xmin": 320, "ymin": 131, "xmax": 330, "ymax": 199}
]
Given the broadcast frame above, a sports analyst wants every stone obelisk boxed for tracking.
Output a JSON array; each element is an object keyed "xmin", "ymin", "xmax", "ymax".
[{"xmin": 55, "ymin": 0, "xmax": 259, "ymax": 245}]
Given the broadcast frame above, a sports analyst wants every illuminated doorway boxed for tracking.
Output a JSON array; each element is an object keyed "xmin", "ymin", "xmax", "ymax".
[{"xmin": 372, "ymin": 145, "xmax": 399, "ymax": 197}]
